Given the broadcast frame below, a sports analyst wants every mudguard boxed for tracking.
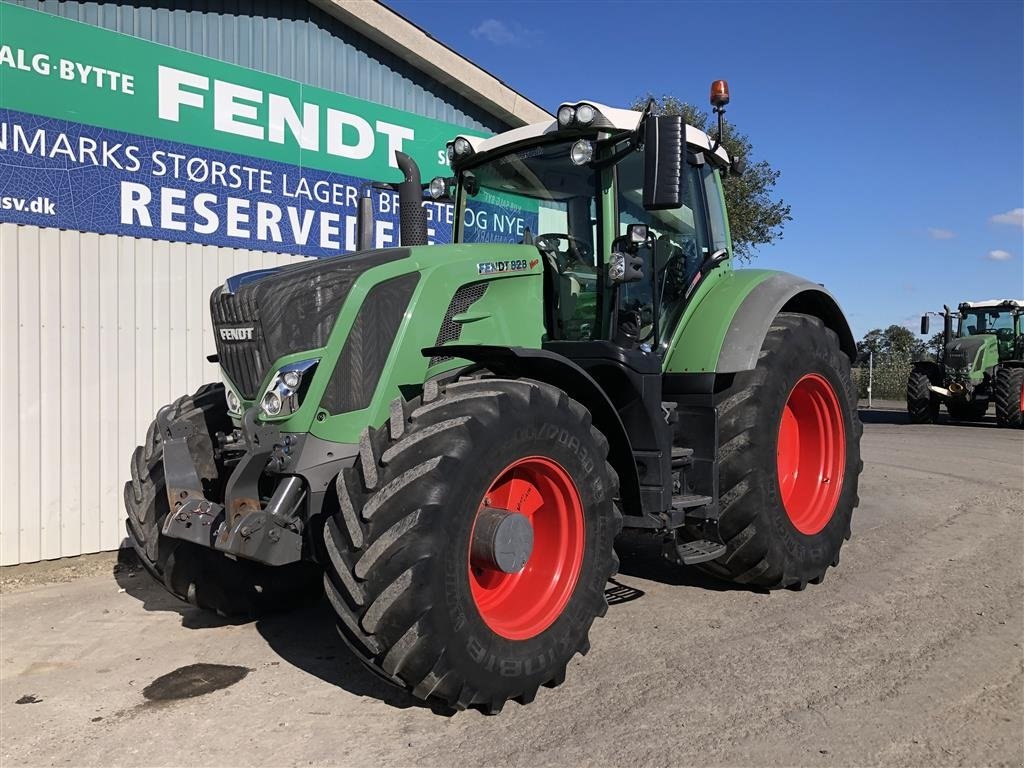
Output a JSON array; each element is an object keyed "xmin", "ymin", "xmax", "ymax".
[{"xmin": 664, "ymin": 270, "xmax": 856, "ymax": 374}]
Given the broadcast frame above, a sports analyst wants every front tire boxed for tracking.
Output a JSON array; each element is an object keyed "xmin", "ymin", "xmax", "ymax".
[
  {"xmin": 699, "ymin": 313, "xmax": 862, "ymax": 589},
  {"xmin": 907, "ymin": 369, "xmax": 939, "ymax": 424},
  {"xmin": 123, "ymin": 384, "xmax": 319, "ymax": 616},
  {"xmin": 993, "ymin": 367, "xmax": 1024, "ymax": 428},
  {"xmin": 320, "ymin": 377, "xmax": 620, "ymax": 712}
]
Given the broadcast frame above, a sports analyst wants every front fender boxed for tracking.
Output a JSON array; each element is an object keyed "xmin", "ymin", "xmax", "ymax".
[{"xmin": 420, "ymin": 344, "xmax": 644, "ymax": 517}]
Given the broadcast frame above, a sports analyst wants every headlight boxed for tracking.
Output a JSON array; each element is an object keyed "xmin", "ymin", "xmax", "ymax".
[
  {"xmin": 225, "ymin": 387, "xmax": 242, "ymax": 415},
  {"xmin": 453, "ymin": 137, "xmax": 472, "ymax": 156},
  {"xmin": 261, "ymin": 390, "xmax": 283, "ymax": 417},
  {"xmin": 257, "ymin": 359, "xmax": 319, "ymax": 419},
  {"xmin": 570, "ymin": 139, "xmax": 594, "ymax": 166},
  {"xmin": 428, "ymin": 176, "xmax": 448, "ymax": 200},
  {"xmin": 575, "ymin": 104, "xmax": 596, "ymax": 125},
  {"xmin": 557, "ymin": 105, "xmax": 576, "ymax": 127}
]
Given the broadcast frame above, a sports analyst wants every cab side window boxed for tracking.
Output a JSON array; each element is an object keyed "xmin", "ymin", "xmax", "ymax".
[
  {"xmin": 703, "ymin": 165, "xmax": 729, "ymax": 254},
  {"xmin": 614, "ymin": 151, "xmax": 713, "ymax": 351}
]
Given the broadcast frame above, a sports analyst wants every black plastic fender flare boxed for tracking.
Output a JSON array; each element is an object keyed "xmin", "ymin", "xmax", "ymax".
[
  {"xmin": 421, "ymin": 345, "xmax": 643, "ymax": 517},
  {"xmin": 717, "ymin": 273, "xmax": 857, "ymax": 373}
]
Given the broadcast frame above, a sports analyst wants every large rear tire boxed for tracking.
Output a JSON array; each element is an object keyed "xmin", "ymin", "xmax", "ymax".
[
  {"xmin": 124, "ymin": 384, "xmax": 319, "ymax": 616},
  {"xmin": 699, "ymin": 313, "xmax": 862, "ymax": 589},
  {"xmin": 320, "ymin": 377, "xmax": 621, "ymax": 713},
  {"xmin": 993, "ymin": 367, "xmax": 1024, "ymax": 428},
  {"xmin": 907, "ymin": 369, "xmax": 939, "ymax": 424}
]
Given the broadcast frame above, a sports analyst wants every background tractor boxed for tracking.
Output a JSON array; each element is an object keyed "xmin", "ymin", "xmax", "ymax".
[
  {"xmin": 908, "ymin": 299, "xmax": 1024, "ymax": 426},
  {"xmin": 124, "ymin": 81, "xmax": 863, "ymax": 713}
]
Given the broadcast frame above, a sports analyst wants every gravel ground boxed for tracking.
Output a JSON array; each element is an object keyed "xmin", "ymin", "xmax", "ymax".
[{"xmin": 2, "ymin": 404, "xmax": 1022, "ymax": 767}]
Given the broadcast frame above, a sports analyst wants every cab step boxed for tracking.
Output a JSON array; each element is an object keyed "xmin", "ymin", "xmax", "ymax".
[
  {"xmin": 671, "ymin": 492, "xmax": 712, "ymax": 511},
  {"xmin": 675, "ymin": 539, "xmax": 727, "ymax": 565},
  {"xmin": 671, "ymin": 446, "xmax": 694, "ymax": 470}
]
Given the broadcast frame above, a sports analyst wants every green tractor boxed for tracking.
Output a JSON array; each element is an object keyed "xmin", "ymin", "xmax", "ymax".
[
  {"xmin": 908, "ymin": 299, "xmax": 1024, "ymax": 426},
  {"xmin": 124, "ymin": 82, "xmax": 863, "ymax": 712}
]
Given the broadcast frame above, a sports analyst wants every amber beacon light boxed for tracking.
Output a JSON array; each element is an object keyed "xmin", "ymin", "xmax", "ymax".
[{"xmin": 710, "ymin": 79, "xmax": 730, "ymax": 109}]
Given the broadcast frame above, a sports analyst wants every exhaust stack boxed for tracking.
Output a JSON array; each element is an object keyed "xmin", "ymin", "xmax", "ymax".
[{"xmin": 394, "ymin": 151, "xmax": 428, "ymax": 247}]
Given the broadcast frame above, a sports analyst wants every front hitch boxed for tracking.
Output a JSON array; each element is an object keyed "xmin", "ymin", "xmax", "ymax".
[{"xmin": 161, "ymin": 409, "xmax": 304, "ymax": 566}]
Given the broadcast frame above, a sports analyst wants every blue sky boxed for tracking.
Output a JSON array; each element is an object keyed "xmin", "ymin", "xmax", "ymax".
[{"xmin": 388, "ymin": 0, "xmax": 1024, "ymax": 339}]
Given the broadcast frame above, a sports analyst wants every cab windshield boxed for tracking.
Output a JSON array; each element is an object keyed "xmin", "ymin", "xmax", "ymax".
[
  {"xmin": 958, "ymin": 309, "xmax": 1015, "ymax": 336},
  {"xmin": 457, "ymin": 139, "xmax": 601, "ymax": 340},
  {"xmin": 457, "ymin": 139, "xmax": 598, "ymax": 250}
]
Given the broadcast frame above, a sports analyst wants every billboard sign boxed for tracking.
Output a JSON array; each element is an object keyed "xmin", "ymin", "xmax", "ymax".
[{"xmin": 0, "ymin": 4, "xmax": 537, "ymax": 256}]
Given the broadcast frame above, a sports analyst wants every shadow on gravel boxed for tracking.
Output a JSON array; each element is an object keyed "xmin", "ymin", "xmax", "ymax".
[
  {"xmin": 858, "ymin": 408, "xmax": 909, "ymax": 425},
  {"xmin": 858, "ymin": 407, "xmax": 1000, "ymax": 428},
  {"xmin": 613, "ymin": 533, "xmax": 759, "ymax": 593},
  {"xmin": 254, "ymin": 597, "xmax": 452, "ymax": 715},
  {"xmin": 114, "ymin": 530, "xmax": 760, "ymax": 714},
  {"xmin": 113, "ymin": 550, "xmax": 449, "ymax": 714}
]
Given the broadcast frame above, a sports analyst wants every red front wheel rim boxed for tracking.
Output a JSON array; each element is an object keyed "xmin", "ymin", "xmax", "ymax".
[
  {"xmin": 776, "ymin": 373, "xmax": 846, "ymax": 535},
  {"xmin": 469, "ymin": 456, "xmax": 585, "ymax": 641}
]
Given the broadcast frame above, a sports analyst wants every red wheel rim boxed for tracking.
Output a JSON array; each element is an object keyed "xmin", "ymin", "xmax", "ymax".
[
  {"xmin": 469, "ymin": 457, "xmax": 585, "ymax": 640},
  {"xmin": 776, "ymin": 374, "xmax": 846, "ymax": 535}
]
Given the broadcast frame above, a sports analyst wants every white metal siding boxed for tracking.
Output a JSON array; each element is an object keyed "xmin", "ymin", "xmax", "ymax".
[{"xmin": 0, "ymin": 223, "xmax": 304, "ymax": 565}]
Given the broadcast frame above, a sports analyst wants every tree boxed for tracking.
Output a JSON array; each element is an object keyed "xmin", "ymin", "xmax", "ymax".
[
  {"xmin": 926, "ymin": 332, "xmax": 946, "ymax": 358},
  {"xmin": 632, "ymin": 95, "xmax": 792, "ymax": 261},
  {"xmin": 855, "ymin": 325, "xmax": 926, "ymax": 365}
]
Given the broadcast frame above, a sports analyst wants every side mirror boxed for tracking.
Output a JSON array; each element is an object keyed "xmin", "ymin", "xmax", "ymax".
[
  {"xmin": 642, "ymin": 115, "xmax": 684, "ymax": 211},
  {"xmin": 920, "ymin": 315, "xmax": 930, "ymax": 335},
  {"xmin": 626, "ymin": 223, "xmax": 649, "ymax": 246}
]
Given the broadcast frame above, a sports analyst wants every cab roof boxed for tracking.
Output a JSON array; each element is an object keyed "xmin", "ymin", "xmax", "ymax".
[
  {"xmin": 450, "ymin": 100, "xmax": 732, "ymax": 167},
  {"xmin": 960, "ymin": 299, "xmax": 1024, "ymax": 309}
]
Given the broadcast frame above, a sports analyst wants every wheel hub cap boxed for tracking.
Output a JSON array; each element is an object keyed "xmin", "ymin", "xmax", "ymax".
[{"xmin": 470, "ymin": 508, "xmax": 534, "ymax": 574}]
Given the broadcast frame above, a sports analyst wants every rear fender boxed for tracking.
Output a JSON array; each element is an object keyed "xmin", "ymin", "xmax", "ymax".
[
  {"xmin": 716, "ymin": 273, "xmax": 856, "ymax": 372},
  {"xmin": 664, "ymin": 270, "xmax": 856, "ymax": 374}
]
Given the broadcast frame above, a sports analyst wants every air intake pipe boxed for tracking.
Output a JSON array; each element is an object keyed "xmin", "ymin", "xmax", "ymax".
[{"xmin": 394, "ymin": 151, "xmax": 428, "ymax": 247}]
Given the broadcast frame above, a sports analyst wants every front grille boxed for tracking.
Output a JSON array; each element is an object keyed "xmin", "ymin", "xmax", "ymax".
[
  {"xmin": 210, "ymin": 291, "xmax": 268, "ymax": 399},
  {"xmin": 430, "ymin": 282, "xmax": 489, "ymax": 366}
]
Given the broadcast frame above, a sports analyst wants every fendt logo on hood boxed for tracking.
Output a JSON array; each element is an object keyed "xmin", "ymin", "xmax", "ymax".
[{"xmin": 219, "ymin": 327, "xmax": 255, "ymax": 341}]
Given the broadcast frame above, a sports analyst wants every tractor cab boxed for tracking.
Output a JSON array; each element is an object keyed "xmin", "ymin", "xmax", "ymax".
[
  {"xmin": 956, "ymin": 300, "xmax": 1023, "ymax": 361},
  {"xmin": 439, "ymin": 95, "xmax": 738, "ymax": 357}
]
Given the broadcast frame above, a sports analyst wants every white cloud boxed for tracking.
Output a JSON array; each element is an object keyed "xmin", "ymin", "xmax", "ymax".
[
  {"xmin": 985, "ymin": 249, "xmax": 1013, "ymax": 261},
  {"xmin": 927, "ymin": 228, "xmax": 955, "ymax": 240},
  {"xmin": 471, "ymin": 19, "xmax": 532, "ymax": 46},
  {"xmin": 990, "ymin": 208, "xmax": 1024, "ymax": 228}
]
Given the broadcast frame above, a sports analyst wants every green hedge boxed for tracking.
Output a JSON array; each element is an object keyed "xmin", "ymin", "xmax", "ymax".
[{"xmin": 851, "ymin": 363, "xmax": 912, "ymax": 400}]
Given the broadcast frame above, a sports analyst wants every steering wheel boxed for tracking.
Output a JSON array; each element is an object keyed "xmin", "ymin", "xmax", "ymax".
[{"xmin": 534, "ymin": 233, "xmax": 593, "ymax": 270}]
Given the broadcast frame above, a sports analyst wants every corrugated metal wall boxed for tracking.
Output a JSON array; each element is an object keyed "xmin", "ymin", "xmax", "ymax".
[
  {"xmin": 0, "ymin": 1, "xmax": 515, "ymax": 564},
  {"xmin": 0, "ymin": 224, "xmax": 303, "ymax": 565},
  {"xmin": 7, "ymin": 0, "xmax": 507, "ymax": 134}
]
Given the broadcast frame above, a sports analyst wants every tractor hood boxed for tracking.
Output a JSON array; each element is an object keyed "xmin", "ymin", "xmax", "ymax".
[
  {"xmin": 211, "ymin": 248, "xmax": 409, "ymax": 398},
  {"xmin": 944, "ymin": 335, "xmax": 995, "ymax": 373}
]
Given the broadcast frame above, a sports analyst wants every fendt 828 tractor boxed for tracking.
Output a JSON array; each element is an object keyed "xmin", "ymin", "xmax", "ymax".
[
  {"xmin": 908, "ymin": 299, "xmax": 1024, "ymax": 427},
  {"xmin": 125, "ymin": 82, "xmax": 863, "ymax": 712}
]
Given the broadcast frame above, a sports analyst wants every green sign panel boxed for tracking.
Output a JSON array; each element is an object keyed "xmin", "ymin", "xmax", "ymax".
[{"xmin": 0, "ymin": 3, "xmax": 485, "ymax": 182}]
